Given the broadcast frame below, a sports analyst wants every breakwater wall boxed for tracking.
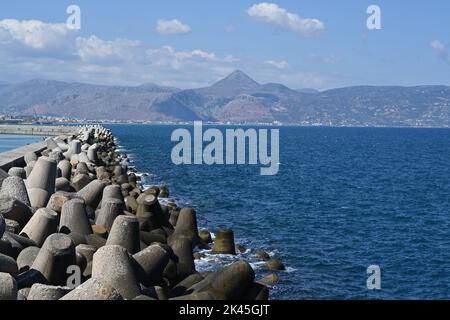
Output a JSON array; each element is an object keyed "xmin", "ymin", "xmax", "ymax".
[
  {"xmin": 0, "ymin": 125, "xmax": 76, "ymax": 137},
  {"xmin": 0, "ymin": 125, "xmax": 280, "ymax": 300},
  {"xmin": 0, "ymin": 141, "xmax": 47, "ymax": 172},
  {"xmin": 0, "ymin": 125, "xmax": 78, "ymax": 172}
]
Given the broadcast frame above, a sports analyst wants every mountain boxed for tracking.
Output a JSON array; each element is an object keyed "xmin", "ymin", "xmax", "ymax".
[
  {"xmin": 0, "ymin": 71, "xmax": 449, "ymax": 126},
  {"xmin": 0, "ymin": 80, "xmax": 189, "ymax": 120},
  {"xmin": 296, "ymin": 85, "xmax": 450, "ymax": 127},
  {"xmin": 138, "ymin": 83, "xmax": 180, "ymax": 93},
  {"xmin": 195, "ymin": 70, "xmax": 260, "ymax": 97},
  {"xmin": 296, "ymin": 88, "xmax": 320, "ymax": 94}
]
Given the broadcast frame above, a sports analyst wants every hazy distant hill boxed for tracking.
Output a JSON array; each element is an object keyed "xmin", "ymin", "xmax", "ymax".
[
  {"xmin": 296, "ymin": 88, "xmax": 320, "ymax": 94},
  {"xmin": 0, "ymin": 71, "xmax": 449, "ymax": 126}
]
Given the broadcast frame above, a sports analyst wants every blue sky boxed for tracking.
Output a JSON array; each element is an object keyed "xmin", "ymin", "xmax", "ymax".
[{"xmin": 0, "ymin": 0, "xmax": 448, "ymax": 89}]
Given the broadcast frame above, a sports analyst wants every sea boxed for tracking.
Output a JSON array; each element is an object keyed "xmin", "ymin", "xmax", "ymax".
[
  {"xmin": 2, "ymin": 126, "xmax": 450, "ymax": 300},
  {"xmin": 0, "ymin": 134, "xmax": 43, "ymax": 153},
  {"xmin": 107, "ymin": 124, "xmax": 450, "ymax": 300}
]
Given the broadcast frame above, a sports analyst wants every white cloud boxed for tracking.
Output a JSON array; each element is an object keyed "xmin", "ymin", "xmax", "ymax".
[
  {"xmin": 265, "ymin": 60, "xmax": 289, "ymax": 69},
  {"xmin": 0, "ymin": 19, "xmax": 77, "ymax": 59},
  {"xmin": 0, "ymin": 19, "xmax": 75, "ymax": 49},
  {"xmin": 430, "ymin": 40, "xmax": 450, "ymax": 64},
  {"xmin": 430, "ymin": 40, "xmax": 445, "ymax": 52},
  {"xmin": 76, "ymin": 36, "xmax": 143, "ymax": 63},
  {"xmin": 247, "ymin": 2, "xmax": 325, "ymax": 37},
  {"xmin": 175, "ymin": 49, "xmax": 216, "ymax": 61},
  {"xmin": 155, "ymin": 19, "xmax": 191, "ymax": 35},
  {"xmin": 0, "ymin": 19, "xmax": 237, "ymax": 87},
  {"xmin": 0, "ymin": 18, "xmax": 336, "ymax": 89}
]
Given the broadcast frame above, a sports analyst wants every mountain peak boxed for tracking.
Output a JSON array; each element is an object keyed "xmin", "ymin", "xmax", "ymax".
[
  {"xmin": 197, "ymin": 70, "xmax": 260, "ymax": 97},
  {"xmin": 220, "ymin": 70, "xmax": 259, "ymax": 86}
]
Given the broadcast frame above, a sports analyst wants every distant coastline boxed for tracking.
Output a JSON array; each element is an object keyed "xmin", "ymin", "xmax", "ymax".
[
  {"xmin": 3, "ymin": 120, "xmax": 450, "ymax": 131},
  {"xmin": 1, "ymin": 71, "xmax": 449, "ymax": 127}
]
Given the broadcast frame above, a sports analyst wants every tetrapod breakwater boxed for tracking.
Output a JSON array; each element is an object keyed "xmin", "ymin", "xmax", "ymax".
[{"xmin": 0, "ymin": 125, "xmax": 282, "ymax": 300}]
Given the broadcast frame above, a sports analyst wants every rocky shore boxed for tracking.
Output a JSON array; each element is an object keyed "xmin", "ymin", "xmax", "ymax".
[{"xmin": 0, "ymin": 125, "xmax": 282, "ymax": 300}]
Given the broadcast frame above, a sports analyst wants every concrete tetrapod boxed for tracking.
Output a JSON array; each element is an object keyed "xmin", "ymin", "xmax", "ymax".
[
  {"xmin": 2, "ymin": 232, "xmax": 37, "ymax": 259},
  {"xmin": 196, "ymin": 260, "xmax": 255, "ymax": 300},
  {"xmin": 45, "ymin": 138, "xmax": 60, "ymax": 151},
  {"xmin": 170, "ymin": 273, "xmax": 204, "ymax": 297},
  {"xmin": 91, "ymin": 245, "xmax": 141, "ymax": 300},
  {"xmin": 72, "ymin": 174, "xmax": 91, "ymax": 192},
  {"xmin": 1, "ymin": 176, "xmax": 31, "ymax": 207},
  {"xmin": 242, "ymin": 282, "xmax": 269, "ymax": 300},
  {"xmin": 0, "ymin": 253, "xmax": 18, "ymax": 276},
  {"xmin": 87, "ymin": 144, "xmax": 98, "ymax": 164},
  {"xmin": 57, "ymin": 160, "xmax": 72, "ymax": 180},
  {"xmin": 75, "ymin": 244, "xmax": 97, "ymax": 264},
  {"xmin": 95, "ymin": 198, "xmax": 124, "ymax": 231},
  {"xmin": 136, "ymin": 195, "xmax": 161, "ymax": 232},
  {"xmin": 199, "ymin": 229, "xmax": 212, "ymax": 244},
  {"xmin": 26, "ymin": 156, "xmax": 57, "ymax": 208},
  {"xmin": 16, "ymin": 246, "xmax": 41, "ymax": 273},
  {"xmin": 211, "ymin": 228, "xmax": 236, "ymax": 255},
  {"xmin": 46, "ymin": 191, "xmax": 79, "ymax": 214},
  {"xmin": 64, "ymin": 140, "xmax": 81, "ymax": 160},
  {"xmin": 132, "ymin": 244, "xmax": 170, "ymax": 286},
  {"xmin": 125, "ymin": 196, "xmax": 138, "ymax": 213},
  {"xmin": 59, "ymin": 198, "xmax": 93, "ymax": 235},
  {"xmin": 24, "ymin": 166, "xmax": 33, "ymax": 178},
  {"xmin": 0, "ymin": 195, "xmax": 33, "ymax": 228},
  {"xmin": 20, "ymin": 208, "xmax": 59, "ymax": 247},
  {"xmin": 75, "ymin": 162, "xmax": 89, "ymax": 176},
  {"xmin": 24, "ymin": 151, "xmax": 38, "ymax": 165},
  {"xmin": 55, "ymin": 177, "xmax": 71, "ymax": 192},
  {"xmin": 7, "ymin": 167, "xmax": 26, "ymax": 179},
  {"xmin": 0, "ymin": 272, "xmax": 17, "ymax": 300},
  {"xmin": 170, "ymin": 237, "xmax": 196, "ymax": 281},
  {"xmin": 27, "ymin": 284, "xmax": 72, "ymax": 300},
  {"xmin": 101, "ymin": 184, "xmax": 124, "ymax": 206},
  {"xmin": 170, "ymin": 208, "xmax": 199, "ymax": 244},
  {"xmin": 105, "ymin": 215, "xmax": 140, "ymax": 254},
  {"xmin": 30, "ymin": 233, "xmax": 76, "ymax": 285},
  {"xmin": 77, "ymin": 179, "xmax": 108, "ymax": 210},
  {"xmin": 27, "ymin": 188, "xmax": 51, "ymax": 209},
  {"xmin": 4, "ymin": 218, "xmax": 19, "ymax": 234},
  {"xmin": 59, "ymin": 277, "xmax": 123, "ymax": 300}
]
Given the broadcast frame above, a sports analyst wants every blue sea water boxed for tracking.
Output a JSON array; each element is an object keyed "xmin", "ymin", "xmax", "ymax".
[
  {"xmin": 107, "ymin": 124, "xmax": 450, "ymax": 300},
  {"xmin": 0, "ymin": 134, "xmax": 43, "ymax": 153}
]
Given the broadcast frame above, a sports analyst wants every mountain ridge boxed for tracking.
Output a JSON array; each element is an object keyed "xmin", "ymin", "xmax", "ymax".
[{"xmin": 0, "ymin": 71, "xmax": 449, "ymax": 127}]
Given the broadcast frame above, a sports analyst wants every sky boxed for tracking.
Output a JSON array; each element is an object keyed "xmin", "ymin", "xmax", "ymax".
[{"xmin": 0, "ymin": 0, "xmax": 448, "ymax": 90}]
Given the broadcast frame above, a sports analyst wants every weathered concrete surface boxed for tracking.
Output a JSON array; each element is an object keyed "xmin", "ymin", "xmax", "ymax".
[{"xmin": 0, "ymin": 141, "xmax": 47, "ymax": 171}]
